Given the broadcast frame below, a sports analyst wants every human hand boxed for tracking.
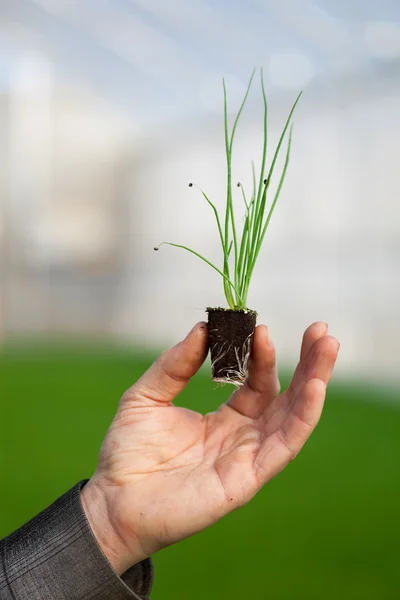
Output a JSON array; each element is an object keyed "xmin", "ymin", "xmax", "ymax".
[{"xmin": 81, "ymin": 321, "xmax": 339, "ymax": 575}]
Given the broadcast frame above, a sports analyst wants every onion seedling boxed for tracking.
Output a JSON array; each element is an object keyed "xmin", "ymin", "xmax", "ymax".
[{"xmin": 155, "ymin": 68, "xmax": 301, "ymax": 386}]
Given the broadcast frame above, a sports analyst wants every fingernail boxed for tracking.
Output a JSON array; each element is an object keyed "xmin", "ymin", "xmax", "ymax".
[{"xmin": 192, "ymin": 322, "xmax": 207, "ymax": 336}]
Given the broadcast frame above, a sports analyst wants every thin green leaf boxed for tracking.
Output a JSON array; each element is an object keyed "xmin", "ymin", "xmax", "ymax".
[
  {"xmin": 253, "ymin": 68, "xmax": 269, "ymax": 231},
  {"xmin": 251, "ymin": 125, "xmax": 293, "ymax": 274},
  {"xmin": 237, "ymin": 210, "xmax": 251, "ymax": 285},
  {"xmin": 222, "ymin": 77, "xmax": 231, "ymax": 251},
  {"xmin": 193, "ymin": 184, "xmax": 228, "ymax": 258},
  {"xmin": 241, "ymin": 163, "xmax": 258, "ymax": 299},
  {"xmin": 228, "ymin": 69, "xmax": 256, "ymax": 155},
  {"xmin": 244, "ymin": 91, "xmax": 301, "ymax": 301},
  {"xmin": 265, "ymin": 91, "xmax": 302, "ymax": 190},
  {"xmin": 156, "ymin": 242, "xmax": 243, "ymax": 305},
  {"xmin": 238, "ymin": 183, "xmax": 249, "ymax": 212},
  {"xmin": 222, "ymin": 78, "xmax": 235, "ymax": 307},
  {"xmin": 225, "ymin": 70, "xmax": 256, "ymax": 303}
]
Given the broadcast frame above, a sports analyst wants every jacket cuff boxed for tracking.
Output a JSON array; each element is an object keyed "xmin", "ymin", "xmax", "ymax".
[{"xmin": 0, "ymin": 481, "xmax": 153, "ymax": 600}]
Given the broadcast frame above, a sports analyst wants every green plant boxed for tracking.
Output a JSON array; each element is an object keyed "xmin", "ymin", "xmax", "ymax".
[{"xmin": 155, "ymin": 68, "xmax": 302, "ymax": 310}]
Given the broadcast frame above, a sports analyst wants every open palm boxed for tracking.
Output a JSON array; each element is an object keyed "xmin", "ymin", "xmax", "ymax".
[{"xmin": 83, "ymin": 321, "xmax": 339, "ymax": 575}]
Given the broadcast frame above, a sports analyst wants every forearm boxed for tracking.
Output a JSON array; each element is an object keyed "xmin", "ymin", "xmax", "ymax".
[{"xmin": 0, "ymin": 481, "xmax": 153, "ymax": 600}]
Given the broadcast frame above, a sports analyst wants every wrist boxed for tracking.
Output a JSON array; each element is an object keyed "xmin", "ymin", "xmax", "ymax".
[{"xmin": 80, "ymin": 477, "xmax": 142, "ymax": 575}]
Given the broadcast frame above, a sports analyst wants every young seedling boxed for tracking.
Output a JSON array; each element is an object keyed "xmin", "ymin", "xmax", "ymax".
[{"xmin": 155, "ymin": 68, "xmax": 302, "ymax": 386}]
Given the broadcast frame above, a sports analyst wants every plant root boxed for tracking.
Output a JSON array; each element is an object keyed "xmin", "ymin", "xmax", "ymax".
[{"xmin": 210, "ymin": 332, "xmax": 253, "ymax": 387}]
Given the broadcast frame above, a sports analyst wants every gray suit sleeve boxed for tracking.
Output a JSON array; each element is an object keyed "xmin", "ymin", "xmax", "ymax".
[{"xmin": 0, "ymin": 481, "xmax": 153, "ymax": 600}]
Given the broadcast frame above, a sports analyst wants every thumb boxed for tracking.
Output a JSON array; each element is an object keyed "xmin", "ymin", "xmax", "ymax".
[{"xmin": 122, "ymin": 322, "xmax": 208, "ymax": 406}]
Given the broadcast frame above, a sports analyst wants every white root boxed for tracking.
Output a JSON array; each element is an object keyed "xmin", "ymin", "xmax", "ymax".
[
  {"xmin": 210, "ymin": 340, "xmax": 231, "ymax": 368},
  {"xmin": 210, "ymin": 332, "xmax": 254, "ymax": 387}
]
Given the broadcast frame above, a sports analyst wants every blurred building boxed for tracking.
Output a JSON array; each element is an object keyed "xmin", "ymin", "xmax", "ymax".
[{"xmin": 0, "ymin": 55, "xmax": 132, "ymax": 335}]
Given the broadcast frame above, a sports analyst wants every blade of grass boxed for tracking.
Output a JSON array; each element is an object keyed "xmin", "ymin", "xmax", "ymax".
[
  {"xmin": 257, "ymin": 126, "xmax": 293, "ymax": 251},
  {"xmin": 251, "ymin": 179, "xmax": 268, "ymax": 259},
  {"xmin": 239, "ymin": 162, "xmax": 258, "ymax": 303},
  {"xmin": 252, "ymin": 69, "xmax": 269, "ymax": 242},
  {"xmin": 228, "ymin": 69, "xmax": 256, "ymax": 156},
  {"xmin": 245, "ymin": 91, "xmax": 302, "ymax": 297},
  {"xmin": 245, "ymin": 125, "xmax": 293, "ymax": 292},
  {"xmin": 224, "ymin": 71, "xmax": 256, "ymax": 305},
  {"xmin": 248, "ymin": 79, "xmax": 269, "ymax": 290},
  {"xmin": 155, "ymin": 242, "xmax": 242, "ymax": 306},
  {"xmin": 240, "ymin": 161, "xmax": 257, "ymax": 306},
  {"xmin": 263, "ymin": 91, "xmax": 302, "ymax": 190},
  {"xmin": 222, "ymin": 78, "xmax": 235, "ymax": 307},
  {"xmin": 238, "ymin": 182, "xmax": 250, "ymax": 212},
  {"xmin": 192, "ymin": 184, "xmax": 228, "ymax": 260},
  {"xmin": 237, "ymin": 179, "xmax": 259, "ymax": 298},
  {"xmin": 236, "ymin": 186, "xmax": 251, "ymax": 286}
]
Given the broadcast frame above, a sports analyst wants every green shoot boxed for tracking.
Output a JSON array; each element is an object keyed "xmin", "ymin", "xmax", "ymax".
[
  {"xmin": 155, "ymin": 68, "xmax": 301, "ymax": 310},
  {"xmin": 154, "ymin": 242, "xmax": 244, "ymax": 305}
]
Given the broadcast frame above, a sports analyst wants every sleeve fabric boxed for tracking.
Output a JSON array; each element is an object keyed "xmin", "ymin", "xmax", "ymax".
[{"xmin": 0, "ymin": 481, "xmax": 153, "ymax": 600}]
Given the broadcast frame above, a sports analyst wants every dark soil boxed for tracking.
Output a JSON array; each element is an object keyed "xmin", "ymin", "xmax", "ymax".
[{"xmin": 206, "ymin": 307, "xmax": 257, "ymax": 385}]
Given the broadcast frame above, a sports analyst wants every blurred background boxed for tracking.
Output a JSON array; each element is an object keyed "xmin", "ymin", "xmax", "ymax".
[{"xmin": 1, "ymin": 1, "xmax": 399, "ymax": 598}]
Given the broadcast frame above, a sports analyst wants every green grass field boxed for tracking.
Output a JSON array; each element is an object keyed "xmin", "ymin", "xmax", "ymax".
[{"xmin": 1, "ymin": 342, "xmax": 399, "ymax": 599}]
